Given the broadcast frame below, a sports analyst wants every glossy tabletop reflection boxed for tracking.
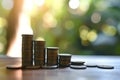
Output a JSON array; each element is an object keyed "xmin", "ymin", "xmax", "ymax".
[{"xmin": 0, "ymin": 55, "xmax": 120, "ymax": 80}]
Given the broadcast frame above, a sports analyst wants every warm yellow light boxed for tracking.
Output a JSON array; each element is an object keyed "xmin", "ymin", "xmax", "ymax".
[
  {"xmin": 87, "ymin": 30, "xmax": 97, "ymax": 42},
  {"xmin": 79, "ymin": 0, "xmax": 90, "ymax": 15},
  {"xmin": 80, "ymin": 29, "xmax": 89, "ymax": 40},
  {"xmin": 68, "ymin": 0, "xmax": 90, "ymax": 15},
  {"xmin": 43, "ymin": 12, "xmax": 57, "ymax": 28},
  {"xmin": 22, "ymin": 0, "xmax": 45, "ymax": 16},
  {"xmin": 51, "ymin": 0, "xmax": 64, "ymax": 16},
  {"xmin": 34, "ymin": 0, "xmax": 45, "ymax": 7},
  {"xmin": 23, "ymin": 0, "xmax": 34, "ymax": 14},
  {"xmin": 7, "ymin": 0, "xmax": 33, "ymax": 57},
  {"xmin": 35, "ymin": 37, "xmax": 45, "ymax": 41},
  {"xmin": 102, "ymin": 24, "xmax": 117, "ymax": 36},
  {"xmin": 0, "ymin": 17, "xmax": 7, "ymax": 28},
  {"xmin": 79, "ymin": 25, "xmax": 89, "ymax": 40},
  {"xmin": 18, "ymin": 14, "xmax": 33, "ymax": 34},
  {"xmin": 7, "ymin": 13, "xmax": 33, "ymax": 57}
]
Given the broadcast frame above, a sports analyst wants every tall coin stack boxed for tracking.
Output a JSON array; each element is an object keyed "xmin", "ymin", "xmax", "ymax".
[
  {"xmin": 22, "ymin": 34, "xmax": 33, "ymax": 68},
  {"xmin": 46, "ymin": 47, "xmax": 59, "ymax": 66},
  {"xmin": 33, "ymin": 40, "xmax": 45, "ymax": 67}
]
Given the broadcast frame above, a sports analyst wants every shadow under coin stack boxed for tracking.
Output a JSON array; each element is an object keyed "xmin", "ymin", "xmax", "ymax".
[
  {"xmin": 46, "ymin": 47, "xmax": 59, "ymax": 66},
  {"xmin": 22, "ymin": 34, "xmax": 33, "ymax": 68},
  {"xmin": 33, "ymin": 40, "xmax": 45, "ymax": 67}
]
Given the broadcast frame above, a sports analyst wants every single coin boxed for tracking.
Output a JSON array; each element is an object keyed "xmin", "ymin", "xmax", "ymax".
[
  {"xmin": 70, "ymin": 65, "xmax": 87, "ymax": 69},
  {"xmin": 97, "ymin": 65, "xmax": 114, "ymax": 69},
  {"xmin": 85, "ymin": 64, "xmax": 97, "ymax": 67},
  {"xmin": 6, "ymin": 64, "xmax": 22, "ymax": 69},
  {"xmin": 71, "ymin": 61, "xmax": 85, "ymax": 65}
]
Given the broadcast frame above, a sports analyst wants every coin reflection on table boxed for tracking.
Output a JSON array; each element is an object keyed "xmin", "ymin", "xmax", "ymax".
[{"xmin": 6, "ymin": 69, "xmax": 22, "ymax": 80}]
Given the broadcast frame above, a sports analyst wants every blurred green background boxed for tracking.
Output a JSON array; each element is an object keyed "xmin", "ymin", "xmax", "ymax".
[{"xmin": 0, "ymin": 0, "xmax": 120, "ymax": 55}]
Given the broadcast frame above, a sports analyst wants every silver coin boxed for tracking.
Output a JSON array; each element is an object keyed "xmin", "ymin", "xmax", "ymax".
[
  {"xmin": 97, "ymin": 65, "xmax": 114, "ymax": 69},
  {"xmin": 85, "ymin": 64, "xmax": 97, "ymax": 67},
  {"xmin": 70, "ymin": 65, "xmax": 87, "ymax": 69}
]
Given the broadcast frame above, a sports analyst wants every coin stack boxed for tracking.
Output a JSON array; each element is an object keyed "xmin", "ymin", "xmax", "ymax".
[
  {"xmin": 46, "ymin": 47, "xmax": 59, "ymax": 66},
  {"xmin": 22, "ymin": 34, "xmax": 33, "ymax": 68},
  {"xmin": 58, "ymin": 54, "xmax": 72, "ymax": 67},
  {"xmin": 33, "ymin": 40, "xmax": 45, "ymax": 67}
]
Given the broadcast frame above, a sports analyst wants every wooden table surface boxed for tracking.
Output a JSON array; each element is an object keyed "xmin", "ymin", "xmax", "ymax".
[{"xmin": 0, "ymin": 55, "xmax": 120, "ymax": 80}]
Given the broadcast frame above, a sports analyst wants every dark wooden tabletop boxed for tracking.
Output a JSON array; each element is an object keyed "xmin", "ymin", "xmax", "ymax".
[{"xmin": 0, "ymin": 55, "xmax": 120, "ymax": 80}]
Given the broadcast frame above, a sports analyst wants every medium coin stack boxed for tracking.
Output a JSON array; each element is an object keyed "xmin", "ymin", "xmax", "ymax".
[
  {"xmin": 46, "ymin": 47, "xmax": 59, "ymax": 66},
  {"xmin": 33, "ymin": 40, "xmax": 45, "ymax": 67},
  {"xmin": 22, "ymin": 34, "xmax": 33, "ymax": 68},
  {"xmin": 58, "ymin": 54, "xmax": 72, "ymax": 67}
]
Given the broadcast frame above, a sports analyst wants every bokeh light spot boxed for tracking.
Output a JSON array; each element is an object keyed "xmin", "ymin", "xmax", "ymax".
[
  {"xmin": 34, "ymin": 0, "xmax": 45, "ymax": 7},
  {"xmin": 87, "ymin": 30, "xmax": 97, "ymax": 42},
  {"xmin": 91, "ymin": 12, "xmax": 101, "ymax": 23},
  {"xmin": 69, "ymin": 0, "xmax": 80, "ymax": 9},
  {"xmin": 79, "ymin": 25, "xmax": 89, "ymax": 41},
  {"xmin": 43, "ymin": 12, "xmax": 57, "ymax": 28},
  {"xmin": 0, "ymin": 17, "xmax": 7, "ymax": 28},
  {"xmin": 23, "ymin": 0, "xmax": 34, "ymax": 13},
  {"xmin": 78, "ymin": 0, "xmax": 90, "ymax": 15},
  {"xmin": 102, "ymin": 24, "xmax": 117, "ymax": 36},
  {"xmin": 1, "ymin": 0, "xmax": 14, "ymax": 10},
  {"xmin": 65, "ymin": 20, "xmax": 74, "ymax": 30},
  {"xmin": 80, "ymin": 29, "xmax": 88, "ymax": 40}
]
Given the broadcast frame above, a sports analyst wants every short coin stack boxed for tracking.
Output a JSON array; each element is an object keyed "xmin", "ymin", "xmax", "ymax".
[
  {"xmin": 70, "ymin": 61, "xmax": 87, "ymax": 69},
  {"xmin": 46, "ymin": 47, "xmax": 59, "ymax": 66},
  {"xmin": 58, "ymin": 54, "xmax": 72, "ymax": 67},
  {"xmin": 22, "ymin": 34, "xmax": 33, "ymax": 68},
  {"xmin": 33, "ymin": 40, "xmax": 45, "ymax": 67}
]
